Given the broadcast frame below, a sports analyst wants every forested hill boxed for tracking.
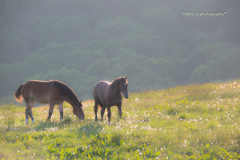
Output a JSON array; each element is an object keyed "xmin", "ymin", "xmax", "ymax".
[{"xmin": 0, "ymin": 0, "xmax": 240, "ymax": 102}]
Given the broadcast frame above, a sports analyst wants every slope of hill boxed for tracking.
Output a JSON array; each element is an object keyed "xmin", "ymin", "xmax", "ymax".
[{"xmin": 1, "ymin": 81, "xmax": 240, "ymax": 159}]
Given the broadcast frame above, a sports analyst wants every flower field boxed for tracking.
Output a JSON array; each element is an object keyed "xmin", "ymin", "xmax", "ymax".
[{"xmin": 1, "ymin": 81, "xmax": 240, "ymax": 159}]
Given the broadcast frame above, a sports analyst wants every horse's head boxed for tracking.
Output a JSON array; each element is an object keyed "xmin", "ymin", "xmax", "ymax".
[
  {"xmin": 73, "ymin": 100, "xmax": 85, "ymax": 120},
  {"xmin": 120, "ymin": 76, "xmax": 129, "ymax": 99}
]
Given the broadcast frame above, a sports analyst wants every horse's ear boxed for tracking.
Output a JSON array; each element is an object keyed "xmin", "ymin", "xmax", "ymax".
[
  {"xmin": 125, "ymin": 76, "xmax": 127, "ymax": 80},
  {"xmin": 80, "ymin": 100, "xmax": 82, "ymax": 103}
]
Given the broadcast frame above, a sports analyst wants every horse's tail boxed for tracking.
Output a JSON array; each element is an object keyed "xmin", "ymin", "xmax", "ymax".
[{"xmin": 14, "ymin": 84, "xmax": 24, "ymax": 103}]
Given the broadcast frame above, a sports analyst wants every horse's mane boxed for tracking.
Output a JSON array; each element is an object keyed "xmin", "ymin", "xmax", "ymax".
[
  {"xmin": 111, "ymin": 77, "xmax": 124, "ymax": 93},
  {"xmin": 51, "ymin": 80, "xmax": 80, "ymax": 105}
]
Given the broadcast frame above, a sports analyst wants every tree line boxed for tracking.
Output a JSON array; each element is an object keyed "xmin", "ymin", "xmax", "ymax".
[{"xmin": 0, "ymin": 0, "xmax": 239, "ymax": 103}]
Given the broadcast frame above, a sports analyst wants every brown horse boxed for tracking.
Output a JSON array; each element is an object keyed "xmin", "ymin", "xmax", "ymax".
[
  {"xmin": 14, "ymin": 80, "xmax": 85, "ymax": 124},
  {"xmin": 93, "ymin": 76, "xmax": 129, "ymax": 123}
]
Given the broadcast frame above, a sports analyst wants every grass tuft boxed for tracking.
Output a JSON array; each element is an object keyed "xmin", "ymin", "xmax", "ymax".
[{"xmin": 111, "ymin": 132, "xmax": 122, "ymax": 146}]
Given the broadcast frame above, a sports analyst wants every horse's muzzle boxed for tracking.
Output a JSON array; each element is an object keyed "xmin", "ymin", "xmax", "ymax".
[
  {"xmin": 77, "ymin": 115, "xmax": 85, "ymax": 120},
  {"xmin": 124, "ymin": 93, "xmax": 129, "ymax": 99}
]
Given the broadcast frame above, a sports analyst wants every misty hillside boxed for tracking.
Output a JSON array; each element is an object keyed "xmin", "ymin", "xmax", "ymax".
[{"xmin": 0, "ymin": 0, "xmax": 240, "ymax": 102}]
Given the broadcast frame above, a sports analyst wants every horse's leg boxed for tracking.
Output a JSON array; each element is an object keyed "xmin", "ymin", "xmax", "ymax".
[
  {"xmin": 117, "ymin": 102, "xmax": 122, "ymax": 119},
  {"xmin": 29, "ymin": 99, "xmax": 35, "ymax": 123},
  {"xmin": 47, "ymin": 102, "xmax": 55, "ymax": 121},
  {"xmin": 107, "ymin": 105, "xmax": 111, "ymax": 123},
  {"xmin": 25, "ymin": 98, "xmax": 35, "ymax": 124},
  {"xmin": 100, "ymin": 105, "xmax": 106, "ymax": 121},
  {"xmin": 58, "ymin": 102, "xmax": 63, "ymax": 121},
  {"xmin": 94, "ymin": 100, "xmax": 99, "ymax": 121},
  {"xmin": 25, "ymin": 105, "xmax": 30, "ymax": 125}
]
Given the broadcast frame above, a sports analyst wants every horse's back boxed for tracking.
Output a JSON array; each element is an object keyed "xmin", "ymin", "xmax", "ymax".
[
  {"xmin": 23, "ymin": 80, "xmax": 52, "ymax": 91},
  {"xmin": 22, "ymin": 80, "xmax": 55, "ymax": 103}
]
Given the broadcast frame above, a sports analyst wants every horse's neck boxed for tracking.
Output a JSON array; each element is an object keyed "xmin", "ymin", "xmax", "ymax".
[
  {"xmin": 111, "ymin": 83, "xmax": 121, "ymax": 95},
  {"xmin": 63, "ymin": 97, "xmax": 76, "ymax": 107}
]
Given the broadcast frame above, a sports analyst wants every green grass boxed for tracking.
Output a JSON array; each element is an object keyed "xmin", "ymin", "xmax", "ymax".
[{"xmin": 1, "ymin": 81, "xmax": 240, "ymax": 159}]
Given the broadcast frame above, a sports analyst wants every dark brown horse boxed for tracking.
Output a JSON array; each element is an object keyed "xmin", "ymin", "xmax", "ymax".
[
  {"xmin": 93, "ymin": 76, "xmax": 129, "ymax": 123},
  {"xmin": 14, "ymin": 80, "xmax": 85, "ymax": 124}
]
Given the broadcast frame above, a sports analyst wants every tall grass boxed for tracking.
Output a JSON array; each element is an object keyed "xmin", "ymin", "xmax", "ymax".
[{"xmin": 1, "ymin": 81, "xmax": 240, "ymax": 159}]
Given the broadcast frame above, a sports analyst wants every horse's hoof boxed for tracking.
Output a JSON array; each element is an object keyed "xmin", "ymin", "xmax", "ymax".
[{"xmin": 25, "ymin": 121, "xmax": 29, "ymax": 125}]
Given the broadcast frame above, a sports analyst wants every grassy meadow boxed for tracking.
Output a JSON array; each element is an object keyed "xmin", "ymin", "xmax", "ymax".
[{"xmin": 1, "ymin": 81, "xmax": 240, "ymax": 159}]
